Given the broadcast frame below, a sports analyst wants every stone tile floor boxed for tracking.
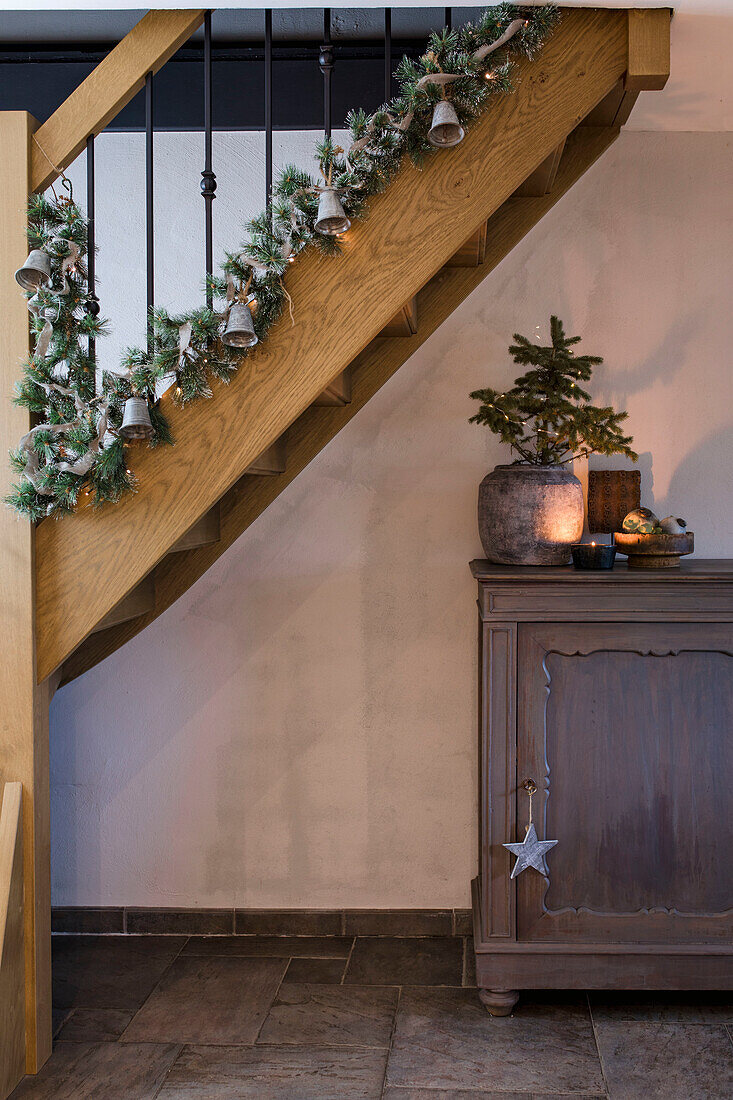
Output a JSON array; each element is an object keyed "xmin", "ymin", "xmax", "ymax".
[{"xmin": 10, "ymin": 934, "xmax": 733, "ymax": 1098}]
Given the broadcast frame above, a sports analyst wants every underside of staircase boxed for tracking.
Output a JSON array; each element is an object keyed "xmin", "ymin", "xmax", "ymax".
[{"xmin": 0, "ymin": 7, "xmax": 670, "ymax": 1091}]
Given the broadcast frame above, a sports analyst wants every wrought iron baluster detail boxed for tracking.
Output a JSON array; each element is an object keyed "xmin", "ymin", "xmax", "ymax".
[
  {"xmin": 319, "ymin": 8, "xmax": 333, "ymax": 138},
  {"xmin": 384, "ymin": 8, "xmax": 391, "ymax": 103},
  {"xmin": 145, "ymin": 70, "xmax": 154, "ymax": 355},
  {"xmin": 201, "ymin": 9, "xmax": 216, "ymax": 308},
  {"xmin": 265, "ymin": 9, "xmax": 273, "ymax": 222},
  {"xmin": 85, "ymin": 134, "xmax": 100, "ymax": 363}
]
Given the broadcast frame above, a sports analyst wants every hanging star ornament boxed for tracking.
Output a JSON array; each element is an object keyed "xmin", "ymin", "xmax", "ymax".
[{"xmin": 503, "ymin": 824, "xmax": 558, "ymax": 879}]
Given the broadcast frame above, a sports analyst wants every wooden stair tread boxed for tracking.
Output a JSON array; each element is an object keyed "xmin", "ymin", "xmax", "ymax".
[{"xmin": 313, "ymin": 369, "xmax": 351, "ymax": 408}]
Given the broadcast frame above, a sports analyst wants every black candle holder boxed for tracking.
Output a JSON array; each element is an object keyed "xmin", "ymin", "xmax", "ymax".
[{"xmin": 571, "ymin": 542, "xmax": 617, "ymax": 570}]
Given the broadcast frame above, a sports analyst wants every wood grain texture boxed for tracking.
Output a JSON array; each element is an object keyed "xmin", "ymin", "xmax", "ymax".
[
  {"xmin": 60, "ymin": 123, "xmax": 623, "ymax": 687},
  {"xmin": 92, "ymin": 575, "xmax": 155, "ymax": 633},
  {"xmin": 445, "ymin": 223, "xmax": 487, "ymax": 267},
  {"xmin": 30, "ymin": 10, "xmax": 205, "ymax": 192},
  {"xmin": 38, "ymin": 10, "xmax": 629, "ymax": 683},
  {"xmin": 0, "ymin": 784, "xmax": 24, "ymax": 1100},
  {"xmin": 379, "ymin": 297, "xmax": 418, "ymax": 337},
  {"xmin": 514, "ymin": 139, "xmax": 566, "ymax": 197},
  {"xmin": 313, "ymin": 369, "xmax": 352, "ymax": 407},
  {"xmin": 0, "ymin": 112, "xmax": 52, "ymax": 1077},
  {"xmin": 626, "ymin": 8, "xmax": 671, "ymax": 91}
]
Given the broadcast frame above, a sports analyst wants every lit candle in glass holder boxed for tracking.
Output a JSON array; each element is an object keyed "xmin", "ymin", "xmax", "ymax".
[{"xmin": 571, "ymin": 540, "xmax": 617, "ymax": 570}]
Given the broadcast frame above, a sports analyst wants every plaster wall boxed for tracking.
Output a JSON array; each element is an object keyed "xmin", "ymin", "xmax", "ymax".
[{"xmin": 50, "ymin": 127, "xmax": 733, "ymax": 908}]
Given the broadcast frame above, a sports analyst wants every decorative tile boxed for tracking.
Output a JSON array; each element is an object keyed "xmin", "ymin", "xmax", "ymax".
[
  {"xmin": 283, "ymin": 956, "xmax": 347, "ymax": 984},
  {"xmin": 51, "ymin": 935, "xmax": 187, "ymax": 1012},
  {"xmin": 595, "ymin": 1020, "xmax": 733, "ymax": 1099},
  {"xmin": 121, "ymin": 955, "xmax": 286, "ymax": 1045},
  {"xmin": 8, "ymin": 1041, "xmax": 180, "ymax": 1099},
  {"xmin": 51, "ymin": 908, "xmax": 124, "ymax": 935},
  {"xmin": 590, "ymin": 989, "xmax": 733, "ymax": 1023},
  {"xmin": 386, "ymin": 988, "xmax": 604, "ymax": 1094},
  {"xmin": 157, "ymin": 1044, "xmax": 388, "ymax": 1099},
  {"xmin": 125, "ymin": 907, "xmax": 233, "ymax": 935},
  {"xmin": 235, "ymin": 909, "xmax": 343, "ymax": 936},
  {"xmin": 182, "ymin": 935, "xmax": 353, "ymax": 958},
  {"xmin": 258, "ymin": 984, "xmax": 398, "ymax": 1047},
  {"xmin": 55, "ymin": 1008, "xmax": 134, "ymax": 1042},
  {"xmin": 345, "ymin": 937, "xmax": 463, "ymax": 986},
  {"xmin": 343, "ymin": 910, "xmax": 453, "ymax": 937}
]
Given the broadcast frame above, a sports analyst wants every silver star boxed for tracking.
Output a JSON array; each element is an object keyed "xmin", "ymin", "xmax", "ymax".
[{"xmin": 503, "ymin": 823, "xmax": 558, "ymax": 879}]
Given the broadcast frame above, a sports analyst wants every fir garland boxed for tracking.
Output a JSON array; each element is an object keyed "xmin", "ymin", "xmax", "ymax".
[{"xmin": 7, "ymin": 4, "xmax": 559, "ymax": 520}]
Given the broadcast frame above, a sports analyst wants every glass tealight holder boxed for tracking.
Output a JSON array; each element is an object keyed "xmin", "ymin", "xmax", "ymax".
[{"xmin": 571, "ymin": 541, "xmax": 617, "ymax": 570}]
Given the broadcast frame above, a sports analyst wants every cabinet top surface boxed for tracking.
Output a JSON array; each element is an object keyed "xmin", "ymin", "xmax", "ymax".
[{"xmin": 470, "ymin": 559, "xmax": 733, "ymax": 583}]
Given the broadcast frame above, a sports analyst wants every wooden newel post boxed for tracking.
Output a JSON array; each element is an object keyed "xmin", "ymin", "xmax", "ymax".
[{"xmin": 0, "ymin": 111, "xmax": 53, "ymax": 1089}]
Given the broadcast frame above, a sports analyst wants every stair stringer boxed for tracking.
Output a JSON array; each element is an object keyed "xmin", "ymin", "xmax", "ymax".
[
  {"xmin": 36, "ymin": 9, "xmax": 629, "ymax": 683},
  {"xmin": 61, "ymin": 125, "xmax": 620, "ymax": 687}
]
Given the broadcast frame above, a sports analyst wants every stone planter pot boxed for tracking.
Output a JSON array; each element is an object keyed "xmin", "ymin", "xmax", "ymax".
[{"xmin": 478, "ymin": 464, "xmax": 584, "ymax": 566}]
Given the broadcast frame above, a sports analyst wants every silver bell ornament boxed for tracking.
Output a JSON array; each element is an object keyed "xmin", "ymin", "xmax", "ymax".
[
  {"xmin": 119, "ymin": 396, "xmax": 154, "ymax": 441},
  {"xmin": 314, "ymin": 187, "xmax": 351, "ymax": 236},
  {"xmin": 222, "ymin": 301, "xmax": 258, "ymax": 349},
  {"xmin": 428, "ymin": 99, "xmax": 465, "ymax": 148},
  {"xmin": 15, "ymin": 248, "xmax": 52, "ymax": 291}
]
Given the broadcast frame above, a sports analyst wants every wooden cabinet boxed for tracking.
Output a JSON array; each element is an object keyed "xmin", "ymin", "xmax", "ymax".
[{"xmin": 471, "ymin": 560, "xmax": 733, "ymax": 1016}]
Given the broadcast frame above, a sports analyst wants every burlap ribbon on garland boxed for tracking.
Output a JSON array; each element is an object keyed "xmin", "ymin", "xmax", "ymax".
[{"xmin": 347, "ymin": 17, "xmax": 525, "ymax": 162}]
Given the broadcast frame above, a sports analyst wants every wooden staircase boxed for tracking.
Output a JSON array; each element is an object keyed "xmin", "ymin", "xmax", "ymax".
[{"xmin": 0, "ymin": 7, "xmax": 670, "ymax": 1090}]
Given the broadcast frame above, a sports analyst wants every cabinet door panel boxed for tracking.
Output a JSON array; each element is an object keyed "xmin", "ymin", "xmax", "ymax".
[{"xmin": 516, "ymin": 623, "xmax": 733, "ymax": 944}]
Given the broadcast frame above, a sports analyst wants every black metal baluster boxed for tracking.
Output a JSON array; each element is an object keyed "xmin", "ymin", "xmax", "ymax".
[
  {"xmin": 319, "ymin": 8, "xmax": 333, "ymax": 138},
  {"xmin": 201, "ymin": 10, "xmax": 216, "ymax": 308},
  {"xmin": 145, "ymin": 71, "xmax": 154, "ymax": 354},
  {"xmin": 264, "ymin": 9, "xmax": 272, "ymax": 219},
  {"xmin": 85, "ymin": 134, "xmax": 99, "ymax": 360},
  {"xmin": 445, "ymin": 7, "xmax": 452, "ymax": 31},
  {"xmin": 384, "ymin": 8, "xmax": 391, "ymax": 103}
]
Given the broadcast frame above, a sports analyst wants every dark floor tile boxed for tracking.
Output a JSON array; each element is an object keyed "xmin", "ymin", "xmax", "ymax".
[
  {"xmin": 283, "ymin": 956, "xmax": 347, "ymax": 984},
  {"xmin": 345, "ymin": 937, "xmax": 463, "ymax": 986},
  {"xmin": 182, "ymin": 934, "xmax": 353, "ymax": 958},
  {"xmin": 125, "ymin": 907, "xmax": 233, "ymax": 935},
  {"xmin": 52, "ymin": 935, "xmax": 186, "ymax": 1012},
  {"xmin": 235, "ymin": 908, "xmax": 343, "ymax": 936},
  {"xmin": 121, "ymin": 955, "xmax": 286, "ymax": 1045},
  {"xmin": 258, "ymin": 983, "xmax": 398, "ymax": 1047},
  {"xmin": 453, "ymin": 909, "xmax": 473, "ymax": 936},
  {"xmin": 55, "ymin": 1007, "xmax": 134, "ymax": 1042},
  {"xmin": 157, "ymin": 1044, "xmax": 388, "ymax": 1099},
  {"xmin": 386, "ymin": 988, "xmax": 604, "ymax": 1094},
  {"xmin": 590, "ymin": 989, "xmax": 733, "ymax": 1023},
  {"xmin": 52, "ymin": 908, "xmax": 124, "ymax": 935},
  {"xmin": 595, "ymin": 1020, "xmax": 733, "ymax": 1099},
  {"xmin": 344, "ymin": 910, "xmax": 453, "ymax": 937},
  {"xmin": 9, "ymin": 1041, "xmax": 180, "ymax": 1099}
]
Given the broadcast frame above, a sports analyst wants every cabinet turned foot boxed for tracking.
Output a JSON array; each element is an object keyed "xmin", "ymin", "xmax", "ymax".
[{"xmin": 479, "ymin": 988, "xmax": 519, "ymax": 1017}]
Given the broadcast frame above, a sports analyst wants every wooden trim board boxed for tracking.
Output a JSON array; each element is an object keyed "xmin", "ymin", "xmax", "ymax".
[
  {"xmin": 0, "ymin": 784, "xmax": 24, "ymax": 1100},
  {"xmin": 61, "ymin": 125, "xmax": 621, "ymax": 686},
  {"xmin": 38, "ymin": 9, "xmax": 629, "ymax": 683}
]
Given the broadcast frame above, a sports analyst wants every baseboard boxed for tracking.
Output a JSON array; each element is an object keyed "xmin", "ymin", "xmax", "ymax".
[{"xmin": 52, "ymin": 906, "xmax": 473, "ymax": 937}]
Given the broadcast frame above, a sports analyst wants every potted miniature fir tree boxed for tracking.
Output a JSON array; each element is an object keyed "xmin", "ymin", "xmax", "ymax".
[{"xmin": 470, "ymin": 316, "xmax": 637, "ymax": 565}]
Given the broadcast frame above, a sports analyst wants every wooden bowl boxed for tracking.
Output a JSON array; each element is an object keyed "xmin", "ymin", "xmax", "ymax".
[{"xmin": 614, "ymin": 531, "xmax": 694, "ymax": 569}]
